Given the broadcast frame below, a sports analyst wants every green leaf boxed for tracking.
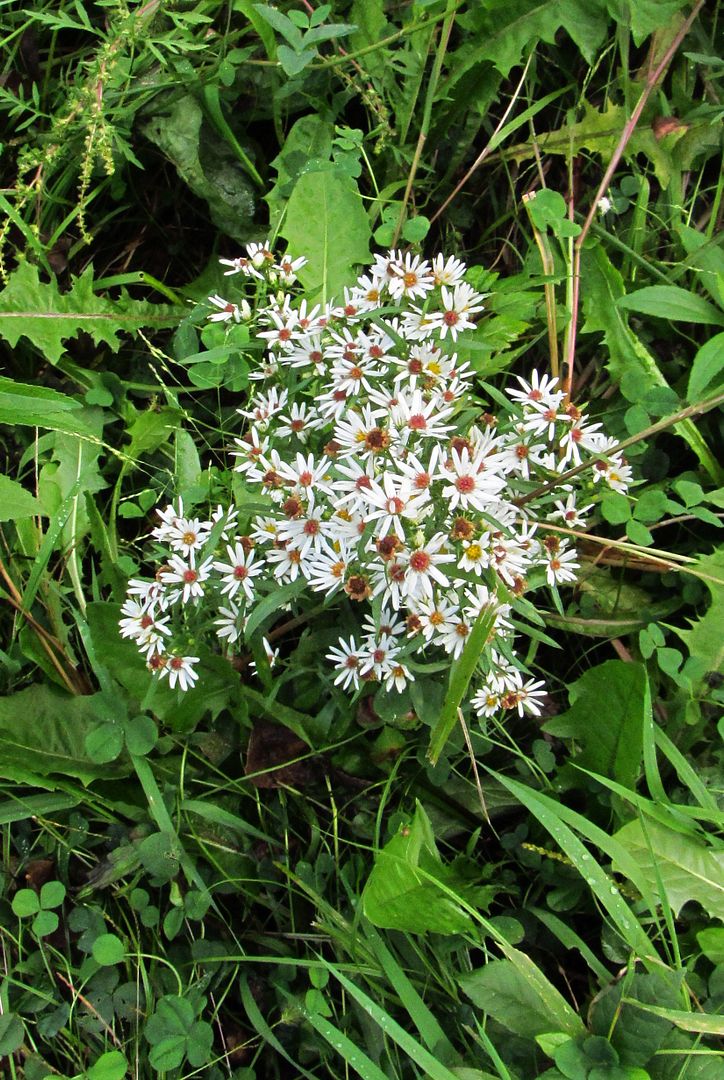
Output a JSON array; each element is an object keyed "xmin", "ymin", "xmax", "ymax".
[
  {"xmin": 32, "ymin": 910, "xmax": 59, "ymax": 937},
  {"xmin": 0, "ymin": 685, "xmax": 130, "ymax": 784},
  {"xmin": 616, "ymin": 286, "xmax": 724, "ymax": 326},
  {"xmin": 92, "ymin": 933, "xmax": 126, "ymax": 966},
  {"xmin": 362, "ymin": 802, "xmax": 479, "ymax": 934},
  {"xmin": 544, "ymin": 660, "xmax": 647, "ymax": 789},
  {"xmin": 85, "ymin": 722, "xmax": 125, "ymax": 764},
  {"xmin": 266, "ymin": 114, "xmax": 334, "ymax": 229},
  {"xmin": 452, "ymin": 0, "xmax": 609, "ymax": 79},
  {"xmin": 124, "ymin": 715, "xmax": 157, "ymax": 756},
  {"xmin": 12, "ymin": 888, "xmax": 40, "ymax": 918},
  {"xmin": 460, "ymin": 957, "xmax": 586, "ymax": 1039},
  {"xmin": 0, "ymin": 262, "xmax": 180, "ymax": 365},
  {"xmin": 40, "ymin": 881, "xmax": 66, "ymax": 909},
  {"xmin": 281, "ymin": 170, "xmax": 371, "ymax": 303},
  {"xmin": 697, "ymin": 928, "xmax": 724, "ymax": 965},
  {"xmin": 0, "ymin": 475, "xmax": 42, "ymax": 520},
  {"xmin": 582, "ymin": 244, "xmax": 720, "ymax": 483},
  {"xmin": 428, "ymin": 605, "xmax": 497, "ymax": 765},
  {"xmin": 688, "ymin": 334, "xmax": 724, "ymax": 401},
  {"xmin": 140, "ymin": 95, "xmax": 256, "ymax": 244},
  {"xmin": 0, "ymin": 1013, "xmax": 24, "ymax": 1056},
  {"xmin": 86, "ymin": 1050, "xmax": 128, "ymax": 1080},
  {"xmin": 672, "ymin": 546, "xmax": 724, "ymax": 686},
  {"xmin": 277, "ymin": 44, "xmax": 315, "ymax": 75},
  {"xmin": 137, "ymin": 831, "xmax": 181, "ymax": 883},
  {"xmin": 589, "ymin": 972, "xmax": 682, "ymax": 1067},
  {"xmin": 618, "ymin": 0, "xmax": 691, "ymax": 42},
  {"xmin": 611, "ymin": 818, "xmax": 724, "ymax": 918}
]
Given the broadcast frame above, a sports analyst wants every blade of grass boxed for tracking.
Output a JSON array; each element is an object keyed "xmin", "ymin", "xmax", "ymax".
[
  {"xmin": 488, "ymin": 770, "xmax": 664, "ymax": 969},
  {"xmin": 298, "ymin": 1005, "xmax": 391, "ymax": 1080},
  {"xmin": 428, "ymin": 606, "xmax": 497, "ymax": 764},
  {"xmin": 240, "ymin": 975, "xmax": 321, "ymax": 1080},
  {"xmin": 322, "ymin": 960, "xmax": 463, "ymax": 1080},
  {"xmin": 362, "ymin": 920, "xmax": 456, "ymax": 1058}
]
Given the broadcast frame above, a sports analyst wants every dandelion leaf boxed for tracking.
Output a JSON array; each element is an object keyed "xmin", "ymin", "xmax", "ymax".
[
  {"xmin": 0, "ymin": 262, "xmax": 180, "ymax": 365},
  {"xmin": 280, "ymin": 170, "xmax": 371, "ymax": 304}
]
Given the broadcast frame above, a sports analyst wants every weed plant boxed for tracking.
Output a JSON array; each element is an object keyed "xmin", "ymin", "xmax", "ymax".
[{"xmin": 0, "ymin": 1, "xmax": 722, "ymax": 1078}]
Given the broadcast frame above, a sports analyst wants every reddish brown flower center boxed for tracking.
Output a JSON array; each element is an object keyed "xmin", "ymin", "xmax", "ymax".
[
  {"xmin": 410, "ymin": 550, "xmax": 431, "ymax": 572},
  {"xmin": 233, "ymin": 565, "xmax": 248, "ymax": 579},
  {"xmin": 364, "ymin": 427, "xmax": 390, "ymax": 452},
  {"xmin": 455, "ymin": 475, "xmax": 476, "ymax": 493},
  {"xmin": 183, "ymin": 569, "xmax": 198, "ymax": 584},
  {"xmin": 443, "ymin": 310, "xmax": 460, "ymax": 326},
  {"xmin": 140, "ymin": 615, "xmax": 154, "ymax": 629},
  {"xmin": 170, "ymin": 657, "xmax": 184, "ymax": 670},
  {"xmin": 408, "ymin": 414, "xmax": 427, "ymax": 430},
  {"xmin": 290, "ymin": 419, "xmax": 305, "ymax": 432}
]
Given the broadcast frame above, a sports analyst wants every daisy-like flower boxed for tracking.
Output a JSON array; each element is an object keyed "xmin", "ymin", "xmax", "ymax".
[
  {"xmin": 232, "ymin": 428, "xmax": 269, "ymax": 475},
  {"xmin": 219, "ymin": 254, "xmax": 263, "ymax": 279},
  {"xmin": 440, "ymin": 446, "xmax": 506, "ymax": 511},
  {"xmin": 558, "ymin": 420, "xmax": 605, "ymax": 467},
  {"xmin": 126, "ymin": 578, "xmax": 167, "ymax": 609},
  {"xmin": 364, "ymin": 473, "xmax": 421, "ymax": 542},
  {"xmin": 413, "ymin": 592, "xmax": 460, "ymax": 642},
  {"xmin": 438, "ymin": 615, "xmax": 472, "ymax": 658},
  {"xmin": 274, "ymin": 254, "xmax": 307, "ymax": 285},
  {"xmin": 432, "ymin": 283, "xmax": 485, "ymax": 340},
  {"xmin": 214, "ymin": 542, "xmax": 264, "ymax": 602},
  {"xmin": 327, "ymin": 636, "xmax": 362, "ymax": 691},
  {"xmin": 160, "ymin": 555, "xmax": 215, "ymax": 605},
  {"xmin": 208, "ymin": 295, "xmax": 250, "ymax": 323},
  {"xmin": 508, "ymin": 370, "xmax": 562, "ymax": 408},
  {"xmin": 119, "ymin": 599, "xmax": 171, "ymax": 654},
  {"xmin": 275, "ymin": 402, "xmax": 325, "ymax": 442},
  {"xmin": 160, "ymin": 655, "xmax": 200, "ymax": 692},
  {"xmin": 544, "ymin": 545, "xmax": 579, "ymax": 587},
  {"xmin": 359, "ymin": 636, "xmax": 401, "ymax": 681},
  {"xmin": 164, "ymin": 516, "xmax": 213, "ymax": 559},
  {"xmin": 515, "ymin": 676, "xmax": 547, "ymax": 716},
  {"xmin": 404, "ymin": 533, "xmax": 455, "ymax": 600},
  {"xmin": 395, "ymin": 446, "xmax": 440, "ymax": 506},
  {"xmin": 265, "ymin": 543, "xmax": 307, "ymax": 582},
  {"xmin": 330, "ymin": 458, "xmax": 376, "ymax": 512},
  {"xmin": 334, "ymin": 405, "xmax": 393, "ymax": 460},
  {"xmin": 471, "ymin": 685, "xmax": 501, "ymax": 718},
  {"xmin": 348, "ymin": 272, "xmax": 386, "ymax": 311},
  {"xmin": 277, "ymin": 502, "xmax": 333, "ymax": 557},
  {"xmin": 276, "ymin": 452, "xmax": 332, "ymax": 495},
  {"xmin": 215, "ymin": 603, "xmax": 244, "ymax": 645},
  {"xmin": 385, "ymin": 660, "xmax": 413, "ymax": 692},
  {"xmin": 239, "ymin": 387, "xmax": 289, "ymax": 427},
  {"xmin": 257, "ymin": 308, "xmax": 301, "ymax": 350},
  {"xmin": 387, "ymin": 253, "xmax": 433, "ymax": 302},
  {"xmin": 391, "ymin": 388, "xmax": 455, "ymax": 442},
  {"xmin": 431, "ymin": 253, "xmax": 467, "ymax": 288},
  {"xmin": 458, "ymin": 539, "xmax": 490, "ymax": 576},
  {"xmin": 307, "ymin": 542, "xmax": 352, "ymax": 594},
  {"xmin": 550, "ymin": 494, "xmax": 592, "ymax": 528},
  {"xmin": 246, "ymin": 240, "xmax": 275, "ymax": 269}
]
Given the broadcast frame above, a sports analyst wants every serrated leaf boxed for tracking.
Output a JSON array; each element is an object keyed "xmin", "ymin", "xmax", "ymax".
[
  {"xmin": 0, "ymin": 263, "xmax": 180, "ymax": 364},
  {"xmin": 281, "ymin": 170, "xmax": 371, "ymax": 304},
  {"xmin": 612, "ymin": 818, "xmax": 724, "ymax": 918},
  {"xmin": 672, "ymin": 546, "xmax": 724, "ymax": 685},
  {"xmin": 0, "ymin": 475, "xmax": 42, "ymax": 520}
]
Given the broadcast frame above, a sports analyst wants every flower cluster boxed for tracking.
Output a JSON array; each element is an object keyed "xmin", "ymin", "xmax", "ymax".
[{"xmin": 120, "ymin": 245, "xmax": 631, "ymax": 720}]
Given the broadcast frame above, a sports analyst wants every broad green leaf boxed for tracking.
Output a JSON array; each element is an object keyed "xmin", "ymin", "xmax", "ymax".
[
  {"xmin": 0, "ymin": 792, "xmax": 78, "ymax": 825},
  {"xmin": 266, "ymin": 114, "xmax": 334, "ymax": 229},
  {"xmin": 86, "ymin": 1050, "xmax": 128, "ymax": 1080},
  {"xmin": 621, "ymin": 1000, "xmax": 724, "ymax": 1038},
  {"xmin": 672, "ymin": 546, "xmax": 724, "ymax": 686},
  {"xmin": 581, "ymin": 243, "xmax": 720, "ymax": 482},
  {"xmin": 616, "ymin": 286, "xmax": 724, "ymax": 326},
  {"xmin": 460, "ymin": 956, "xmax": 585, "ymax": 1039},
  {"xmin": 140, "ymin": 94, "xmax": 256, "ymax": 243},
  {"xmin": 362, "ymin": 802, "xmax": 486, "ymax": 935},
  {"xmin": 0, "ymin": 376, "xmax": 96, "ymax": 437},
  {"xmin": 611, "ymin": 818, "xmax": 724, "ymax": 918},
  {"xmin": 0, "ymin": 684, "xmax": 129, "ymax": 784},
  {"xmin": 618, "ymin": 0, "xmax": 691, "ymax": 42},
  {"xmin": 0, "ymin": 475, "xmax": 42, "ymax": 520},
  {"xmin": 688, "ymin": 334, "xmax": 724, "ymax": 402},
  {"xmin": 0, "ymin": 262, "xmax": 180, "ymax": 365},
  {"xmin": 543, "ymin": 660, "xmax": 647, "ymax": 788},
  {"xmin": 451, "ymin": 0, "xmax": 609, "ymax": 81},
  {"xmin": 281, "ymin": 170, "xmax": 371, "ymax": 303},
  {"xmin": 0, "ymin": 1014, "xmax": 24, "ymax": 1057},
  {"xmin": 590, "ymin": 972, "xmax": 682, "ymax": 1067}
]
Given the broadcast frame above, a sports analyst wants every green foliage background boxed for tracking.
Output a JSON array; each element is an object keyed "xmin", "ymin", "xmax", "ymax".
[{"xmin": 0, "ymin": 0, "xmax": 722, "ymax": 1077}]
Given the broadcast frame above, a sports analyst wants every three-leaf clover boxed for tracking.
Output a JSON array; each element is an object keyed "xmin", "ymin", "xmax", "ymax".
[
  {"xmin": 145, "ymin": 996, "xmax": 214, "ymax": 1070},
  {"xmin": 12, "ymin": 881, "xmax": 66, "ymax": 937}
]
